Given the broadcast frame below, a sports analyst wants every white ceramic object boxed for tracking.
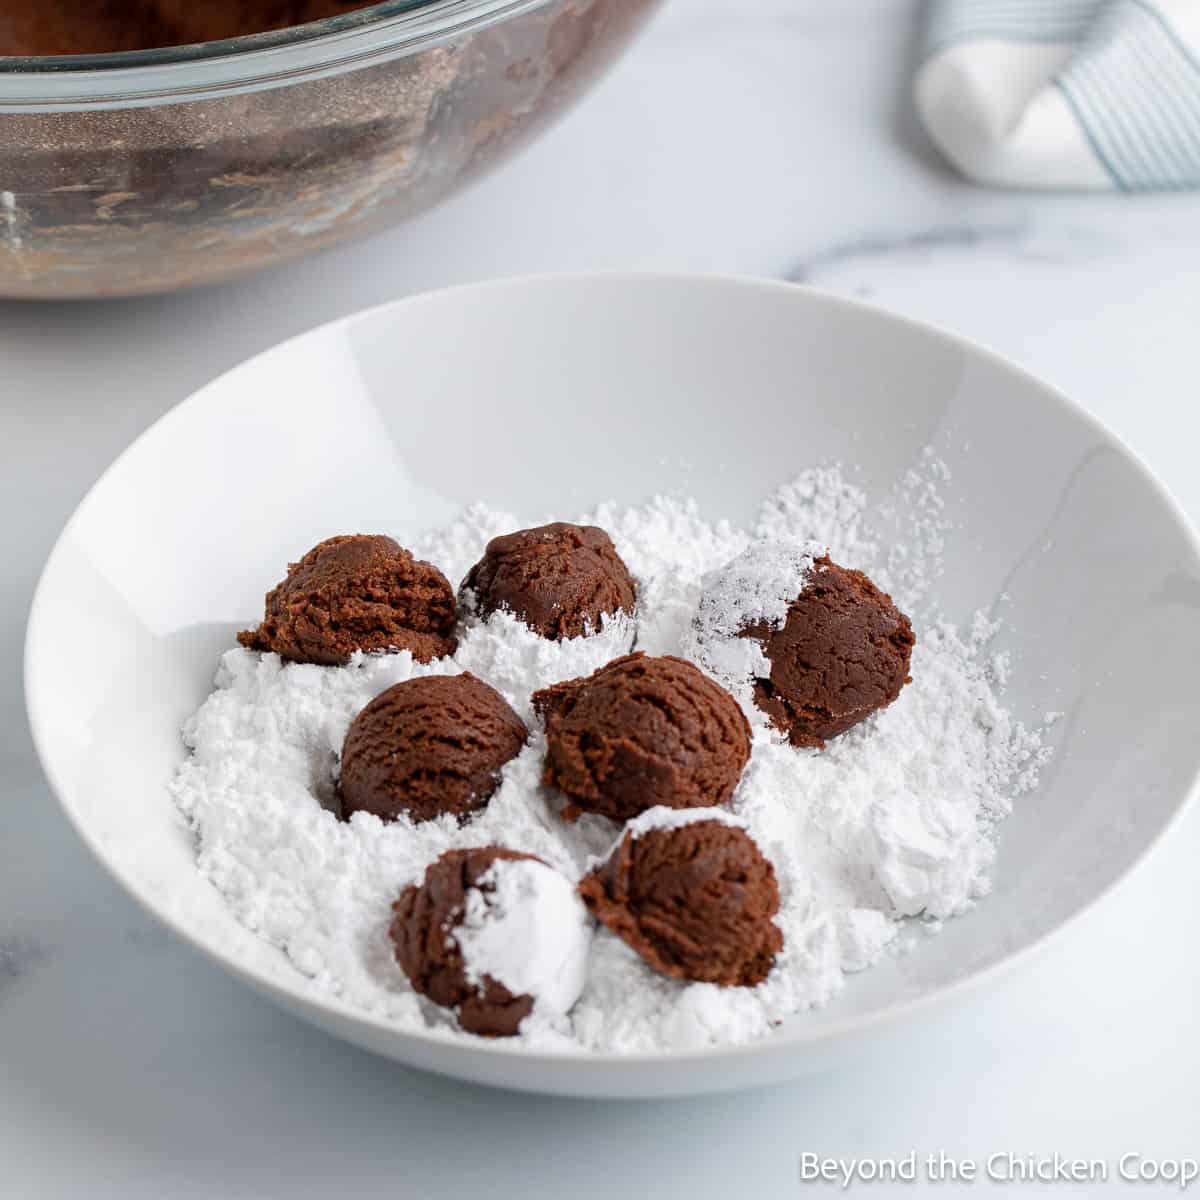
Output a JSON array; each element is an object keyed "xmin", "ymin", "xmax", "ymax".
[{"xmin": 25, "ymin": 275, "xmax": 1200, "ymax": 1098}]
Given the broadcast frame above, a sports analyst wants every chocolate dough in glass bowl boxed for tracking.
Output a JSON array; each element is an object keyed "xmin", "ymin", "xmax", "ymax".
[{"xmin": 0, "ymin": 0, "xmax": 659, "ymax": 298}]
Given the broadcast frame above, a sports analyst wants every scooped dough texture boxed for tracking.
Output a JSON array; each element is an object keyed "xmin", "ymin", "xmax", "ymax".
[
  {"xmin": 239, "ymin": 534, "xmax": 457, "ymax": 666},
  {"xmin": 578, "ymin": 817, "xmax": 783, "ymax": 986},
  {"xmin": 390, "ymin": 847, "xmax": 539, "ymax": 1037},
  {"xmin": 461, "ymin": 522, "xmax": 637, "ymax": 640},
  {"xmin": 534, "ymin": 653, "xmax": 751, "ymax": 822},
  {"xmin": 340, "ymin": 673, "xmax": 527, "ymax": 823},
  {"xmin": 747, "ymin": 556, "xmax": 914, "ymax": 748}
]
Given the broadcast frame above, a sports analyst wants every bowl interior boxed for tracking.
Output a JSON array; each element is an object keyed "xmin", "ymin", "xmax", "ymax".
[
  {"xmin": 25, "ymin": 275, "xmax": 1200, "ymax": 1096},
  {"xmin": 0, "ymin": 1, "xmax": 475, "ymax": 70}
]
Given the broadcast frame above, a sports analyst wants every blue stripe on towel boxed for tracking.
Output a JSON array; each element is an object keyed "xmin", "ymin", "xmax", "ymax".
[
  {"xmin": 925, "ymin": 0, "xmax": 1107, "ymax": 55},
  {"xmin": 1058, "ymin": 1, "xmax": 1200, "ymax": 188}
]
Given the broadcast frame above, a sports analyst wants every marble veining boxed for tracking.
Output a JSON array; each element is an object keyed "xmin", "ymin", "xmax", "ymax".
[
  {"xmin": 0, "ymin": 936, "xmax": 44, "ymax": 990},
  {"xmin": 787, "ymin": 222, "xmax": 1123, "ymax": 286},
  {"xmin": 789, "ymin": 225, "xmax": 1031, "ymax": 282}
]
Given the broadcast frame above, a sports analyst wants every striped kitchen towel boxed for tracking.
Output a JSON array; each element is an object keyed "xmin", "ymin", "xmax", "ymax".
[{"xmin": 916, "ymin": 0, "xmax": 1200, "ymax": 190}]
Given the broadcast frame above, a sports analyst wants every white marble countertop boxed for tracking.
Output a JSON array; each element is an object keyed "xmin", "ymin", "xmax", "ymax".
[{"xmin": 4, "ymin": 1, "xmax": 1199, "ymax": 1195}]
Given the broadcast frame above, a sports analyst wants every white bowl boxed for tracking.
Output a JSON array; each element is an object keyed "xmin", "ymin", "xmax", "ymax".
[{"xmin": 25, "ymin": 275, "xmax": 1200, "ymax": 1098}]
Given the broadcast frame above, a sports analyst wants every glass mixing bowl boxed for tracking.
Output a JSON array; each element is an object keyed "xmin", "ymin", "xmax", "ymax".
[{"xmin": 0, "ymin": 0, "xmax": 659, "ymax": 298}]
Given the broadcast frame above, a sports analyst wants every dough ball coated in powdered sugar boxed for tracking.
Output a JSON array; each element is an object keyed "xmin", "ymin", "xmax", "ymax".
[
  {"xmin": 691, "ymin": 541, "xmax": 915, "ymax": 749},
  {"xmin": 390, "ymin": 847, "xmax": 591, "ymax": 1037},
  {"xmin": 748, "ymin": 556, "xmax": 915, "ymax": 748}
]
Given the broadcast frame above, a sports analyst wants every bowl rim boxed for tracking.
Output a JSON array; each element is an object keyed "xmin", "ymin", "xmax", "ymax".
[
  {"xmin": 24, "ymin": 271, "xmax": 1200, "ymax": 1074},
  {"xmin": 0, "ymin": 0, "xmax": 560, "ymax": 111}
]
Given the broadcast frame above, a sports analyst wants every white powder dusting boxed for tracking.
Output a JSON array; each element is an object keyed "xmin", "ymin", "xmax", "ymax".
[
  {"xmin": 685, "ymin": 539, "xmax": 822, "ymax": 716},
  {"xmin": 617, "ymin": 804, "xmax": 746, "ymax": 844},
  {"xmin": 456, "ymin": 857, "xmax": 592, "ymax": 1030},
  {"xmin": 170, "ymin": 465, "xmax": 1049, "ymax": 1054},
  {"xmin": 757, "ymin": 467, "xmax": 877, "ymax": 566},
  {"xmin": 585, "ymin": 496, "xmax": 747, "ymax": 658}
]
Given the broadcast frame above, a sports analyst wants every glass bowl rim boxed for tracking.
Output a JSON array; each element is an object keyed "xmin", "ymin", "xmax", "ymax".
[{"xmin": 0, "ymin": 0, "xmax": 556, "ymax": 109}]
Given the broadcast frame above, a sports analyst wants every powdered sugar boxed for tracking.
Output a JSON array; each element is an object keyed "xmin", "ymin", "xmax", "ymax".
[
  {"xmin": 453, "ymin": 608, "xmax": 635, "ymax": 725},
  {"xmin": 170, "ymin": 464, "xmax": 1049, "ymax": 1054},
  {"xmin": 456, "ymin": 857, "xmax": 592, "ymax": 1026},
  {"xmin": 757, "ymin": 467, "xmax": 877, "ymax": 567},
  {"xmin": 586, "ymin": 496, "xmax": 747, "ymax": 658},
  {"xmin": 686, "ymin": 539, "xmax": 822, "ymax": 714},
  {"xmin": 619, "ymin": 804, "xmax": 746, "ymax": 844}
]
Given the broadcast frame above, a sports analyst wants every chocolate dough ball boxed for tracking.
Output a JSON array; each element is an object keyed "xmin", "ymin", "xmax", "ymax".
[
  {"xmin": 533, "ymin": 653, "xmax": 751, "ymax": 823},
  {"xmin": 461, "ymin": 522, "xmax": 637, "ymax": 640},
  {"xmin": 2, "ymin": 2, "xmax": 379, "ymax": 56},
  {"xmin": 578, "ymin": 814, "xmax": 782, "ymax": 987},
  {"xmin": 238, "ymin": 535, "xmax": 457, "ymax": 666},
  {"xmin": 391, "ymin": 846, "xmax": 592, "ymax": 1037},
  {"xmin": 745, "ymin": 556, "xmax": 914, "ymax": 749},
  {"xmin": 341, "ymin": 674, "xmax": 527, "ymax": 823},
  {"xmin": 150, "ymin": 1, "xmax": 378, "ymax": 46},
  {"xmin": 390, "ymin": 847, "xmax": 541, "ymax": 1037}
]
